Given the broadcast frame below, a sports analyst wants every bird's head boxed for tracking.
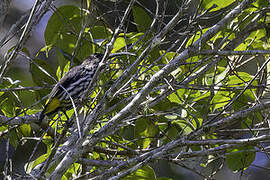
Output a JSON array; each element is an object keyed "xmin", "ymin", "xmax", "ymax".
[
  {"xmin": 81, "ymin": 52, "xmax": 135, "ymax": 69},
  {"xmin": 81, "ymin": 53, "xmax": 104, "ymax": 69}
]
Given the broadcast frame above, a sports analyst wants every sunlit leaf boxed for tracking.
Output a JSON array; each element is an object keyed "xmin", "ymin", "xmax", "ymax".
[{"xmin": 202, "ymin": 0, "xmax": 234, "ymax": 11}]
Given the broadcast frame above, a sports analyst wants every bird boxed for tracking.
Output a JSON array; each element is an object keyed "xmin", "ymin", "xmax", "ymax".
[{"xmin": 39, "ymin": 53, "xmax": 103, "ymax": 122}]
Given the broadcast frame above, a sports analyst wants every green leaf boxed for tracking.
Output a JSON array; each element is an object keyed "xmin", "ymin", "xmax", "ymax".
[
  {"xmin": 0, "ymin": 91, "xmax": 4, "ymax": 97},
  {"xmin": 232, "ymin": 92, "xmax": 255, "ymax": 111},
  {"xmin": 44, "ymin": 5, "xmax": 93, "ymax": 60},
  {"xmin": 257, "ymin": 0, "xmax": 269, "ymax": 7},
  {"xmin": 247, "ymin": 29, "xmax": 266, "ymax": 42},
  {"xmin": 121, "ymin": 125, "xmax": 135, "ymax": 141},
  {"xmin": 45, "ymin": 5, "xmax": 80, "ymax": 46},
  {"xmin": 211, "ymin": 91, "xmax": 232, "ymax": 111},
  {"xmin": 226, "ymin": 72, "xmax": 256, "ymax": 107},
  {"xmin": 132, "ymin": 6, "xmax": 152, "ymax": 32},
  {"xmin": 172, "ymin": 120, "xmax": 194, "ymax": 134},
  {"xmin": 168, "ymin": 89, "xmax": 185, "ymax": 104},
  {"xmin": 113, "ymin": 37, "xmax": 126, "ymax": 53},
  {"xmin": 55, "ymin": 47, "xmax": 81, "ymax": 67},
  {"xmin": 193, "ymin": 91, "xmax": 210, "ymax": 102},
  {"xmin": 18, "ymin": 124, "xmax": 31, "ymax": 137},
  {"xmin": 0, "ymin": 97, "xmax": 15, "ymax": 117},
  {"xmin": 152, "ymin": 98, "xmax": 178, "ymax": 111},
  {"xmin": 124, "ymin": 165, "xmax": 156, "ymax": 180},
  {"xmin": 163, "ymin": 126, "xmax": 178, "ymax": 144},
  {"xmin": 64, "ymin": 163, "xmax": 80, "ymax": 179},
  {"xmin": 30, "ymin": 59, "xmax": 56, "ymax": 86},
  {"xmin": 160, "ymin": 51, "xmax": 178, "ymax": 63},
  {"xmin": 55, "ymin": 61, "xmax": 71, "ymax": 81},
  {"xmin": 226, "ymin": 146, "xmax": 255, "ymax": 172},
  {"xmin": 56, "ymin": 65, "xmax": 62, "ymax": 81},
  {"xmin": 227, "ymin": 72, "xmax": 255, "ymax": 87},
  {"xmin": 252, "ymin": 0, "xmax": 269, "ymax": 8},
  {"xmin": 186, "ymin": 29, "xmax": 209, "ymax": 47},
  {"xmin": 29, "ymin": 58, "xmax": 56, "ymax": 98},
  {"xmin": 112, "ymin": 32, "xmax": 143, "ymax": 53},
  {"xmin": 168, "ymin": 93, "xmax": 181, "ymax": 104},
  {"xmin": 88, "ymin": 26, "xmax": 112, "ymax": 40},
  {"xmin": 27, "ymin": 140, "xmax": 52, "ymax": 172},
  {"xmin": 63, "ymin": 61, "xmax": 71, "ymax": 76},
  {"xmin": 202, "ymin": 0, "xmax": 234, "ymax": 11},
  {"xmin": 135, "ymin": 118, "xmax": 157, "ymax": 149},
  {"xmin": 0, "ymin": 125, "xmax": 7, "ymax": 132}
]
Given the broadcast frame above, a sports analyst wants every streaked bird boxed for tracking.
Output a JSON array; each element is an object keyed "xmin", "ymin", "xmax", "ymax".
[{"xmin": 39, "ymin": 53, "xmax": 103, "ymax": 122}]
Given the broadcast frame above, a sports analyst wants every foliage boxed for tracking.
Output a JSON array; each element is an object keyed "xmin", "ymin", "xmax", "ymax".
[{"xmin": 1, "ymin": 0, "xmax": 270, "ymax": 179}]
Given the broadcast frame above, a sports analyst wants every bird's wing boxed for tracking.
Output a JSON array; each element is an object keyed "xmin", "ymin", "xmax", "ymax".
[{"xmin": 47, "ymin": 66, "xmax": 85, "ymax": 101}]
